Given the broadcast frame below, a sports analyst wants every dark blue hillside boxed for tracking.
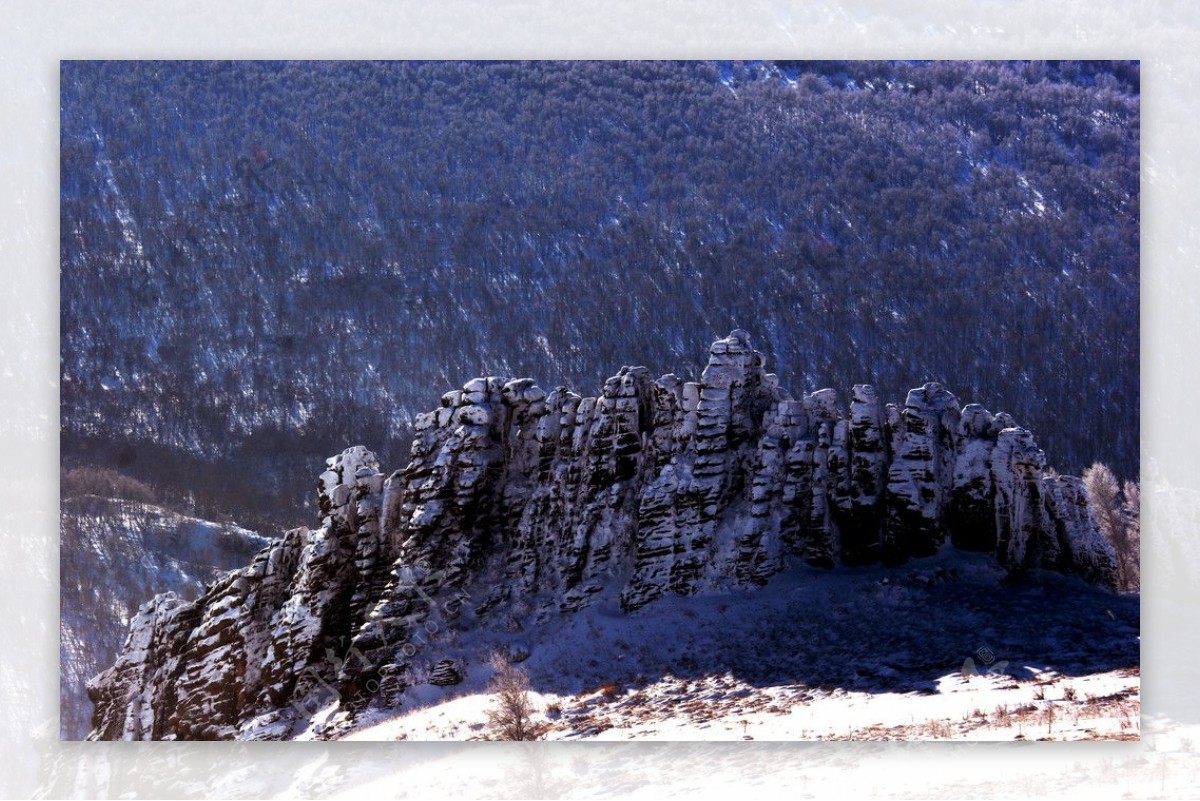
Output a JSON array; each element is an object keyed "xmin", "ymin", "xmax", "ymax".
[{"xmin": 59, "ymin": 60, "xmax": 1139, "ymax": 529}]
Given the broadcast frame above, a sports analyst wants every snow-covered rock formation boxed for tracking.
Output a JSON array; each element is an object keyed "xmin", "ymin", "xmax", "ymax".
[
  {"xmin": 60, "ymin": 497, "xmax": 270, "ymax": 739},
  {"xmin": 87, "ymin": 332, "xmax": 1119, "ymax": 740}
]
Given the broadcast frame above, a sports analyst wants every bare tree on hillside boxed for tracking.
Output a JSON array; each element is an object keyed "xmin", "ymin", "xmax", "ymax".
[
  {"xmin": 1083, "ymin": 462, "xmax": 1140, "ymax": 591},
  {"xmin": 485, "ymin": 653, "xmax": 549, "ymax": 741},
  {"xmin": 1120, "ymin": 478, "xmax": 1141, "ymax": 590}
]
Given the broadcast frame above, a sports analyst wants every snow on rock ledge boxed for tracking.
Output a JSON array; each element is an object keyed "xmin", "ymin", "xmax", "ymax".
[{"xmin": 88, "ymin": 332, "xmax": 1120, "ymax": 740}]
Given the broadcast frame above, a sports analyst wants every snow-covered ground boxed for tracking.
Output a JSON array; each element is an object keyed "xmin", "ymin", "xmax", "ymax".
[
  {"xmin": 326, "ymin": 549, "xmax": 1139, "ymax": 742},
  {"xmin": 345, "ymin": 667, "xmax": 1138, "ymax": 742}
]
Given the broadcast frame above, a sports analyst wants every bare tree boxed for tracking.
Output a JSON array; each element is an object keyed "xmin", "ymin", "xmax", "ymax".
[
  {"xmin": 1120, "ymin": 479, "xmax": 1141, "ymax": 590},
  {"xmin": 485, "ymin": 653, "xmax": 549, "ymax": 741},
  {"xmin": 1083, "ymin": 462, "xmax": 1139, "ymax": 591}
]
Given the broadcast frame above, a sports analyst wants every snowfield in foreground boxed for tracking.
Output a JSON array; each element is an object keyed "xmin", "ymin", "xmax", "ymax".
[
  {"xmin": 344, "ymin": 667, "xmax": 1138, "ymax": 742},
  {"xmin": 322, "ymin": 549, "xmax": 1138, "ymax": 742}
]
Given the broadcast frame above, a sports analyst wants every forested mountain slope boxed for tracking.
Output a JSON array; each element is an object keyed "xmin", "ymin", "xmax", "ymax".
[{"xmin": 60, "ymin": 60, "xmax": 1139, "ymax": 528}]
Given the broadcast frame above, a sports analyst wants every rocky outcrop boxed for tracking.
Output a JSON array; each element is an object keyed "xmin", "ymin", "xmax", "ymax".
[
  {"xmin": 88, "ymin": 332, "xmax": 1120, "ymax": 740},
  {"xmin": 1043, "ymin": 474, "xmax": 1120, "ymax": 586},
  {"xmin": 428, "ymin": 659, "xmax": 464, "ymax": 687},
  {"xmin": 882, "ymin": 383, "xmax": 961, "ymax": 561},
  {"xmin": 60, "ymin": 497, "xmax": 270, "ymax": 740},
  {"xmin": 946, "ymin": 404, "xmax": 1002, "ymax": 552},
  {"xmin": 87, "ymin": 450, "xmax": 392, "ymax": 740},
  {"xmin": 836, "ymin": 384, "xmax": 886, "ymax": 565}
]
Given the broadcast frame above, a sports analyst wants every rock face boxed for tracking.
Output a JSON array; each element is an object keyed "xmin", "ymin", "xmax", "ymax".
[
  {"xmin": 87, "ymin": 332, "xmax": 1120, "ymax": 740},
  {"xmin": 60, "ymin": 497, "xmax": 270, "ymax": 740}
]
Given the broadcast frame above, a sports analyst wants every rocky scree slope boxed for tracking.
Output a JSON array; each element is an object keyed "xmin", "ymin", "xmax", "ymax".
[{"xmin": 87, "ymin": 332, "xmax": 1119, "ymax": 740}]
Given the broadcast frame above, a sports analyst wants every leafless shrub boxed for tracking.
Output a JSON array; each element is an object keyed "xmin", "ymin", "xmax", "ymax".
[
  {"xmin": 923, "ymin": 719, "xmax": 953, "ymax": 738},
  {"xmin": 1119, "ymin": 705, "xmax": 1138, "ymax": 735},
  {"xmin": 1120, "ymin": 479, "xmax": 1141, "ymax": 590},
  {"xmin": 485, "ymin": 653, "xmax": 549, "ymax": 741},
  {"xmin": 597, "ymin": 680, "xmax": 621, "ymax": 700}
]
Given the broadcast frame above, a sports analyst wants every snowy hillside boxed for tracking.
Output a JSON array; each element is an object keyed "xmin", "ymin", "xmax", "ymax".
[{"xmin": 59, "ymin": 496, "xmax": 270, "ymax": 739}]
